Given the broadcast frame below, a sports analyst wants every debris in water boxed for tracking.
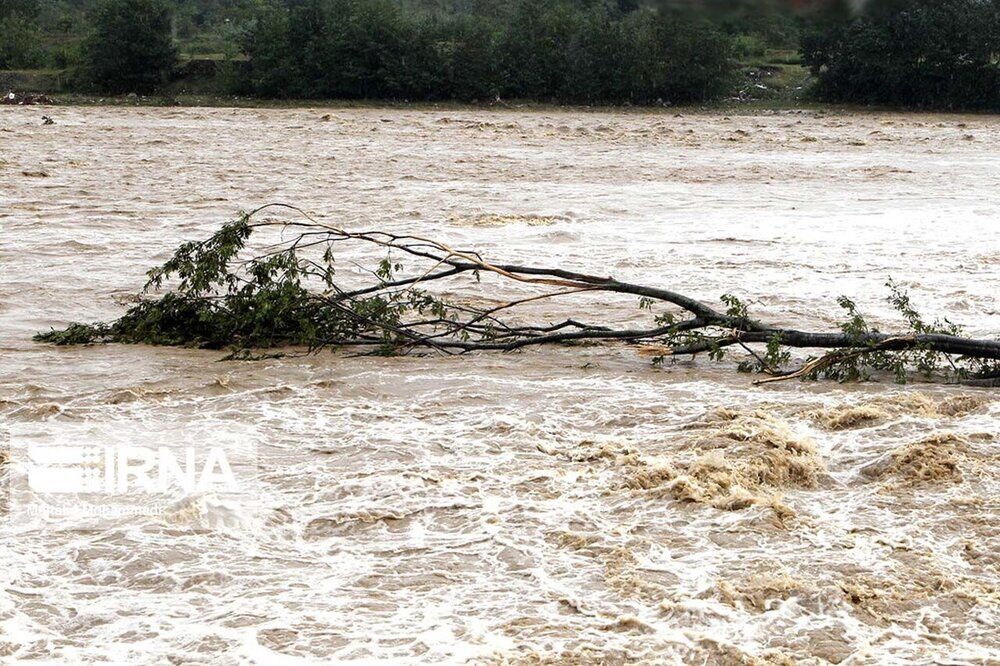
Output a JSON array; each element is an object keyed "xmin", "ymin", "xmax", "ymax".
[{"xmin": 2, "ymin": 91, "xmax": 53, "ymax": 105}]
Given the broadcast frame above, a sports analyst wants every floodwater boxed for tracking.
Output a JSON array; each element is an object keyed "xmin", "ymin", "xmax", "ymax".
[{"xmin": 1, "ymin": 105, "xmax": 998, "ymax": 664}]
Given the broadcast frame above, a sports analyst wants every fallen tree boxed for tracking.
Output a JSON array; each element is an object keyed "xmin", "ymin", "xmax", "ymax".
[{"xmin": 36, "ymin": 204, "xmax": 1000, "ymax": 385}]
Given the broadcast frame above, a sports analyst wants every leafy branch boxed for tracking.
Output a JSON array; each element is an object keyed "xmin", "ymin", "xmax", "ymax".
[{"xmin": 35, "ymin": 205, "xmax": 1000, "ymax": 385}]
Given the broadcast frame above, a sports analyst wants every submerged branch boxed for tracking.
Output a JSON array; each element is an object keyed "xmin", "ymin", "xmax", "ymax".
[{"xmin": 35, "ymin": 206, "xmax": 1000, "ymax": 385}]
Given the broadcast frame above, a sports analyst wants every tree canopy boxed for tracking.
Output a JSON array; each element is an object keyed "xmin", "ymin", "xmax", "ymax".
[
  {"xmin": 78, "ymin": 0, "xmax": 178, "ymax": 93},
  {"xmin": 802, "ymin": 0, "xmax": 1000, "ymax": 109}
]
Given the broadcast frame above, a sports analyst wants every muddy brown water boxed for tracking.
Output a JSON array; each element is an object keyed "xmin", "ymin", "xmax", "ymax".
[{"xmin": 1, "ymin": 105, "xmax": 998, "ymax": 663}]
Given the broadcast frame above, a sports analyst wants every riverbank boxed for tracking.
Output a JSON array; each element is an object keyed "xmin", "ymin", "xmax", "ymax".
[
  {"xmin": 2, "ymin": 54, "xmax": 816, "ymax": 114},
  {"xmin": 9, "ymin": 91, "xmax": 993, "ymax": 121}
]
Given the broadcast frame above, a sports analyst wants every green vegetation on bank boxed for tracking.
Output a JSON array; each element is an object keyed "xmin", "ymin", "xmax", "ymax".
[
  {"xmin": 238, "ymin": 0, "xmax": 732, "ymax": 103},
  {"xmin": 77, "ymin": 0, "xmax": 177, "ymax": 92},
  {"xmin": 803, "ymin": 0, "xmax": 1000, "ymax": 110},
  {"xmin": 2, "ymin": 0, "xmax": 998, "ymax": 110},
  {"xmin": 1, "ymin": 0, "xmax": 813, "ymax": 104}
]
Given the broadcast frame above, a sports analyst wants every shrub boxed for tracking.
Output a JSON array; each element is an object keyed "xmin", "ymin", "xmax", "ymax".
[
  {"xmin": 244, "ymin": 0, "xmax": 446, "ymax": 99},
  {"xmin": 78, "ymin": 0, "xmax": 177, "ymax": 93},
  {"xmin": 238, "ymin": 1, "xmax": 294, "ymax": 96},
  {"xmin": 240, "ymin": 0, "xmax": 735, "ymax": 104},
  {"xmin": 732, "ymin": 34, "xmax": 767, "ymax": 60},
  {"xmin": 802, "ymin": 0, "xmax": 1000, "ymax": 110},
  {"xmin": 700, "ymin": 0, "xmax": 800, "ymax": 50},
  {"xmin": 498, "ymin": 0, "xmax": 582, "ymax": 99},
  {"xmin": 563, "ymin": 8, "xmax": 735, "ymax": 105},
  {"xmin": 431, "ymin": 14, "xmax": 502, "ymax": 101},
  {"xmin": 0, "ymin": 14, "xmax": 44, "ymax": 68},
  {"xmin": 637, "ymin": 10, "xmax": 733, "ymax": 104},
  {"xmin": 0, "ymin": 0, "xmax": 44, "ymax": 69}
]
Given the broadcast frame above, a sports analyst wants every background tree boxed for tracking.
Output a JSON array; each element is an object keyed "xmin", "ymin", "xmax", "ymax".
[
  {"xmin": 237, "ymin": 0, "xmax": 294, "ymax": 96},
  {"xmin": 0, "ymin": 0, "xmax": 44, "ymax": 68},
  {"xmin": 239, "ymin": 0, "xmax": 734, "ymax": 104},
  {"xmin": 498, "ymin": 0, "xmax": 581, "ymax": 100},
  {"xmin": 432, "ymin": 14, "xmax": 502, "ymax": 101},
  {"xmin": 78, "ymin": 0, "xmax": 178, "ymax": 92},
  {"xmin": 802, "ymin": 0, "xmax": 1000, "ymax": 110}
]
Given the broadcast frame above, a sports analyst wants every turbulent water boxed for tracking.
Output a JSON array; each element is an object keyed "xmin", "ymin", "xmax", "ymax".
[{"xmin": 1, "ymin": 105, "xmax": 998, "ymax": 664}]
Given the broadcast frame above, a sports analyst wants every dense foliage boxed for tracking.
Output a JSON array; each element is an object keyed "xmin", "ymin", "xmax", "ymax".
[
  {"xmin": 77, "ymin": 0, "xmax": 178, "ymax": 92},
  {"xmin": 802, "ymin": 0, "xmax": 1000, "ymax": 109},
  {"xmin": 239, "ymin": 0, "xmax": 734, "ymax": 103},
  {"xmin": 695, "ymin": 0, "xmax": 800, "ymax": 52},
  {"xmin": 0, "ymin": 0, "xmax": 44, "ymax": 68},
  {"xmin": 7, "ymin": 0, "xmax": 1000, "ymax": 109},
  {"xmin": 3, "ymin": 0, "xmax": 758, "ymax": 103},
  {"xmin": 34, "ymin": 212, "xmax": 469, "ymax": 357}
]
